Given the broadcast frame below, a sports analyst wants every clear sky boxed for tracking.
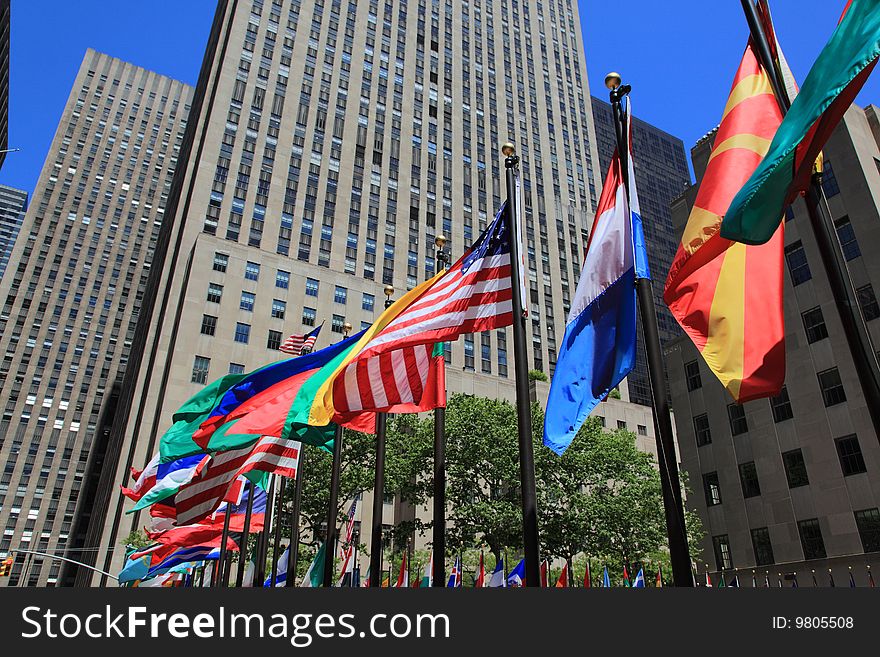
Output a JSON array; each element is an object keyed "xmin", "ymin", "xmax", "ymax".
[{"xmin": 1, "ymin": 0, "xmax": 877, "ymax": 195}]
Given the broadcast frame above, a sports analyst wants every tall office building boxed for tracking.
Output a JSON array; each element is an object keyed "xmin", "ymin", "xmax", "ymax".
[
  {"xmin": 73, "ymin": 0, "xmax": 611, "ymax": 584},
  {"xmin": 0, "ymin": 50, "xmax": 192, "ymax": 586},
  {"xmin": 0, "ymin": 0, "xmax": 10, "ymax": 171},
  {"xmin": 667, "ymin": 104, "xmax": 880, "ymax": 586},
  {"xmin": 0, "ymin": 184, "xmax": 27, "ymax": 280},
  {"xmin": 591, "ymin": 97, "xmax": 691, "ymax": 406}
]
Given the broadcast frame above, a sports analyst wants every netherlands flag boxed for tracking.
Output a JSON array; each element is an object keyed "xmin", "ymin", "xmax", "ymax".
[{"xmin": 543, "ymin": 100, "xmax": 649, "ymax": 455}]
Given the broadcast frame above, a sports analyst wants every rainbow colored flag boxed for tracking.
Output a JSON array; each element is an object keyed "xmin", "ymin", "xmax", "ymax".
[{"xmin": 664, "ymin": 7, "xmax": 786, "ymax": 402}]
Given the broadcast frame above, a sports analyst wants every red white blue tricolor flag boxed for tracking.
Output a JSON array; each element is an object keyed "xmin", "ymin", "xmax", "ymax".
[{"xmin": 543, "ymin": 99, "xmax": 649, "ymax": 455}]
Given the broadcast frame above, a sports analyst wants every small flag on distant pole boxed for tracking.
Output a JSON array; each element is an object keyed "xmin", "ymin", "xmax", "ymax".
[
  {"xmin": 421, "ymin": 552, "xmax": 433, "ymax": 588},
  {"xmin": 584, "ymin": 560, "xmax": 592, "ymax": 588},
  {"xmin": 540, "ymin": 560, "xmax": 548, "ymax": 587},
  {"xmin": 394, "ymin": 552, "xmax": 409, "ymax": 588},
  {"xmin": 555, "ymin": 562, "xmax": 569, "ymax": 588},
  {"xmin": 447, "ymin": 556, "xmax": 462, "ymax": 588},
  {"xmin": 603, "ymin": 566, "xmax": 611, "ymax": 588},
  {"xmin": 868, "ymin": 566, "xmax": 875, "ymax": 588},
  {"xmin": 849, "ymin": 567, "xmax": 856, "ymax": 588},
  {"xmin": 301, "ymin": 542, "xmax": 326, "ymax": 588},
  {"xmin": 487, "ymin": 557, "xmax": 506, "ymax": 588},
  {"xmin": 280, "ymin": 323, "xmax": 323, "ymax": 355},
  {"xmin": 705, "ymin": 570, "xmax": 713, "ymax": 587},
  {"xmin": 632, "ymin": 568, "xmax": 645, "ymax": 588},
  {"xmin": 507, "ymin": 559, "xmax": 526, "ymax": 587},
  {"xmin": 623, "ymin": 565, "xmax": 631, "ymax": 587},
  {"xmin": 828, "ymin": 569, "xmax": 835, "ymax": 588},
  {"xmin": 475, "ymin": 551, "xmax": 485, "ymax": 588},
  {"xmin": 655, "ymin": 566, "xmax": 662, "ymax": 588}
]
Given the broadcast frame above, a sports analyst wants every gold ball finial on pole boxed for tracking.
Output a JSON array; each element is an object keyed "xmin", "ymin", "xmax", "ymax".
[
  {"xmin": 434, "ymin": 234, "xmax": 447, "ymax": 249},
  {"xmin": 343, "ymin": 321, "xmax": 352, "ymax": 337},
  {"xmin": 605, "ymin": 71, "xmax": 622, "ymax": 90},
  {"xmin": 383, "ymin": 284, "xmax": 394, "ymax": 298},
  {"xmin": 501, "ymin": 142, "xmax": 516, "ymax": 157}
]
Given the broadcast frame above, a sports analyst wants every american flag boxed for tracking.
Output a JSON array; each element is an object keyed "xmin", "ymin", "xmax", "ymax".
[
  {"xmin": 328, "ymin": 204, "xmax": 514, "ymax": 418},
  {"xmin": 173, "ymin": 437, "xmax": 300, "ymax": 526},
  {"xmin": 340, "ymin": 498, "xmax": 358, "ymax": 557},
  {"xmin": 280, "ymin": 323, "xmax": 322, "ymax": 355}
]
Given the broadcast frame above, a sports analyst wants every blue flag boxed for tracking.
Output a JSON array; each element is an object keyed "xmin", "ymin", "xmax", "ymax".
[
  {"xmin": 632, "ymin": 568, "xmax": 645, "ymax": 588},
  {"xmin": 603, "ymin": 566, "xmax": 611, "ymax": 588},
  {"xmin": 543, "ymin": 100, "xmax": 647, "ymax": 455},
  {"xmin": 507, "ymin": 559, "xmax": 526, "ymax": 587}
]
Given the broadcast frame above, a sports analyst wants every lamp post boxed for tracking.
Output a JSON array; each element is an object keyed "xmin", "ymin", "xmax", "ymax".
[
  {"xmin": 369, "ymin": 286, "xmax": 394, "ymax": 586},
  {"xmin": 323, "ymin": 321, "xmax": 352, "ymax": 587}
]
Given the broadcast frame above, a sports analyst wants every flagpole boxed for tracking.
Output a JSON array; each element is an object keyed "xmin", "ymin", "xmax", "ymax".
[
  {"xmin": 213, "ymin": 502, "xmax": 232, "ymax": 587},
  {"xmin": 270, "ymin": 477, "xmax": 286, "ymax": 586},
  {"xmin": 605, "ymin": 75, "xmax": 692, "ymax": 587},
  {"xmin": 235, "ymin": 480, "xmax": 257, "ymax": 587},
  {"xmin": 432, "ymin": 236, "xmax": 449, "ymax": 587},
  {"xmin": 740, "ymin": 0, "xmax": 880, "ymax": 439},
  {"xmin": 501, "ymin": 142, "xmax": 541, "ymax": 587},
  {"xmin": 286, "ymin": 448, "xmax": 306, "ymax": 587},
  {"xmin": 323, "ymin": 422, "xmax": 345, "ymax": 587},
  {"xmin": 369, "ymin": 288, "xmax": 394, "ymax": 587},
  {"xmin": 256, "ymin": 474, "xmax": 276, "ymax": 586}
]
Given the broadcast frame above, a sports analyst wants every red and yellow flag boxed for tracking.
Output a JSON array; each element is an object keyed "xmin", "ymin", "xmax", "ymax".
[{"xmin": 664, "ymin": 31, "xmax": 785, "ymax": 402}]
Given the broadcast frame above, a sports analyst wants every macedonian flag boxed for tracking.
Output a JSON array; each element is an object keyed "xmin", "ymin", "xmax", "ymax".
[{"xmin": 664, "ymin": 17, "xmax": 786, "ymax": 402}]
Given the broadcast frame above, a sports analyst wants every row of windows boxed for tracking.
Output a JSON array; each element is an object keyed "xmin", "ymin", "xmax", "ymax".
[
  {"xmin": 702, "ymin": 435, "xmax": 868, "ymax": 509},
  {"xmin": 712, "ymin": 507, "xmax": 880, "ymax": 570}
]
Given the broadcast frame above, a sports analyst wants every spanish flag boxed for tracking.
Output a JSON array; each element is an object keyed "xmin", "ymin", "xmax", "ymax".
[{"xmin": 664, "ymin": 12, "xmax": 786, "ymax": 402}]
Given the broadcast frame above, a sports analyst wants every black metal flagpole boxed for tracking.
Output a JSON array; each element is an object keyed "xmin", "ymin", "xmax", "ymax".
[
  {"xmin": 432, "ymin": 235, "xmax": 449, "ymax": 587},
  {"xmin": 213, "ymin": 502, "xmax": 232, "ymax": 587},
  {"xmin": 286, "ymin": 447, "xmax": 306, "ymax": 587},
  {"xmin": 501, "ymin": 142, "xmax": 541, "ymax": 587},
  {"xmin": 323, "ymin": 422, "xmax": 344, "ymax": 588},
  {"xmin": 605, "ymin": 74, "xmax": 692, "ymax": 586},
  {"xmin": 235, "ymin": 480, "xmax": 257, "ymax": 587},
  {"xmin": 740, "ymin": 0, "xmax": 880, "ymax": 440},
  {"xmin": 270, "ymin": 477, "xmax": 286, "ymax": 587},
  {"xmin": 255, "ymin": 474, "xmax": 275, "ymax": 586},
  {"xmin": 369, "ymin": 286, "xmax": 395, "ymax": 587}
]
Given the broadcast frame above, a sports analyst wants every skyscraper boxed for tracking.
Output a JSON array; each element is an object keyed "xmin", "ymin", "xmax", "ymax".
[
  {"xmin": 0, "ymin": 184, "xmax": 27, "ymax": 280},
  {"xmin": 78, "ymin": 0, "xmax": 608, "ymax": 583},
  {"xmin": 667, "ymin": 104, "xmax": 880, "ymax": 585},
  {"xmin": 0, "ymin": 50, "xmax": 192, "ymax": 586},
  {"xmin": 591, "ymin": 96, "xmax": 691, "ymax": 406}
]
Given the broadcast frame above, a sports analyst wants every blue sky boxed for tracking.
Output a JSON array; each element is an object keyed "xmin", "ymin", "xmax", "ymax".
[{"xmin": 2, "ymin": 0, "xmax": 877, "ymax": 194}]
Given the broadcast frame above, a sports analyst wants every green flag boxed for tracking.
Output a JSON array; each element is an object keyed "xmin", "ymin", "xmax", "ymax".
[
  {"xmin": 302, "ymin": 542, "xmax": 327, "ymax": 587},
  {"xmin": 721, "ymin": 0, "xmax": 880, "ymax": 244}
]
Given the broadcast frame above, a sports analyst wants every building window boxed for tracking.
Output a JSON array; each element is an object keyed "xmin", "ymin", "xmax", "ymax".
[
  {"xmin": 200, "ymin": 314, "xmax": 217, "ymax": 336},
  {"xmin": 857, "ymin": 284, "xmax": 880, "ymax": 321},
  {"xmin": 276, "ymin": 269, "xmax": 290, "ymax": 289},
  {"xmin": 267, "ymin": 330, "xmax": 282, "ymax": 350},
  {"xmin": 751, "ymin": 527, "xmax": 775, "ymax": 566},
  {"xmin": 362, "ymin": 292, "xmax": 375, "ymax": 312},
  {"xmin": 782, "ymin": 449, "xmax": 809, "ymax": 488},
  {"xmin": 854, "ymin": 508, "xmax": 880, "ymax": 553},
  {"xmin": 334, "ymin": 285, "xmax": 348, "ymax": 304},
  {"xmin": 802, "ymin": 307, "xmax": 828, "ymax": 343},
  {"xmin": 302, "ymin": 307, "xmax": 316, "ymax": 327},
  {"xmin": 712, "ymin": 535, "xmax": 732, "ymax": 570},
  {"xmin": 685, "ymin": 360, "xmax": 702, "ymax": 391},
  {"xmin": 797, "ymin": 518, "xmax": 826, "ymax": 560},
  {"xmin": 817, "ymin": 367, "xmax": 846, "ymax": 407},
  {"xmin": 821, "ymin": 160, "xmax": 840, "ymax": 197},
  {"xmin": 835, "ymin": 435, "xmax": 867, "ymax": 476},
  {"xmin": 305, "ymin": 277, "xmax": 319, "ymax": 297},
  {"xmin": 271, "ymin": 299, "xmax": 286, "ymax": 319},
  {"xmin": 191, "ymin": 355, "xmax": 211, "ymax": 384},
  {"xmin": 228, "ymin": 363, "xmax": 245, "ymax": 375},
  {"xmin": 207, "ymin": 283, "xmax": 223, "ymax": 303},
  {"xmin": 596, "ymin": 416, "xmax": 606, "ymax": 428},
  {"xmin": 703, "ymin": 472, "xmax": 722, "ymax": 506},
  {"xmin": 213, "ymin": 252, "xmax": 229, "ymax": 272},
  {"xmin": 240, "ymin": 291, "xmax": 256, "ymax": 312},
  {"xmin": 694, "ymin": 413, "xmax": 711, "ymax": 446},
  {"xmin": 245, "ymin": 261, "xmax": 261, "ymax": 281},
  {"xmin": 332, "ymin": 314, "xmax": 345, "ymax": 333},
  {"xmin": 770, "ymin": 386, "xmax": 793, "ymax": 423},
  {"xmin": 727, "ymin": 403, "xmax": 748, "ymax": 436},
  {"xmin": 637, "ymin": 424, "xmax": 647, "ymax": 436},
  {"xmin": 234, "ymin": 322, "xmax": 251, "ymax": 344},
  {"xmin": 834, "ymin": 217, "xmax": 861, "ymax": 260},
  {"xmin": 739, "ymin": 461, "xmax": 761, "ymax": 498},
  {"xmin": 785, "ymin": 241, "xmax": 811, "ymax": 286},
  {"xmin": 617, "ymin": 420, "xmax": 627, "ymax": 431}
]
